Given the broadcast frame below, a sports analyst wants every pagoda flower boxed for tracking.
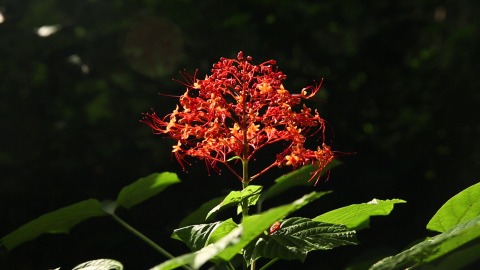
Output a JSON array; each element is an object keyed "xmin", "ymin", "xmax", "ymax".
[{"xmin": 142, "ymin": 51, "xmax": 334, "ymax": 185}]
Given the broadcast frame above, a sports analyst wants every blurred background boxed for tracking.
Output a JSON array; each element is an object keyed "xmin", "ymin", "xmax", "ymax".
[{"xmin": 1, "ymin": 0, "xmax": 480, "ymax": 269}]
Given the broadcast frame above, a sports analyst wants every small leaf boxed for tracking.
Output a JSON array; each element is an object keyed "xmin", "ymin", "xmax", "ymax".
[
  {"xmin": 0, "ymin": 199, "xmax": 106, "ymax": 251},
  {"xmin": 116, "ymin": 172, "xmax": 180, "ymax": 210},
  {"xmin": 72, "ymin": 259, "xmax": 123, "ymax": 270},
  {"xmin": 251, "ymin": 217, "xmax": 358, "ymax": 261},
  {"xmin": 314, "ymin": 199, "xmax": 406, "ymax": 230},
  {"xmin": 370, "ymin": 216, "xmax": 480, "ymax": 270},
  {"xmin": 427, "ymin": 182, "xmax": 480, "ymax": 233},
  {"xmin": 206, "ymin": 185, "xmax": 262, "ymax": 219},
  {"xmin": 227, "ymin": 156, "xmax": 241, "ymax": 162},
  {"xmin": 151, "ymin": 227, "xmax": 242, "ymax": 270},
  {"xmin": 217, "ymin": 191, "xmax": 330, "ymax": 261},
  {"xmin": 178, "ymin": 196, "xmax": 224, "ymax": 227},
  {"xmin": 260, "ymin": 159, "xmax": 341, "ymax": 204}
]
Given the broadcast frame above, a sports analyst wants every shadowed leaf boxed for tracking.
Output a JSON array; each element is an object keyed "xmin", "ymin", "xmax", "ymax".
[
  {"xmin": 116, "ymin": 172, "xmax": 180, "ymax": 210},
  {"xmin": 1, "ymin": 199, "xmax": 106, "ymax": 251},
  {"xmin": 370, "ymin": 216, "xmax": 480, "ymax": 270}
]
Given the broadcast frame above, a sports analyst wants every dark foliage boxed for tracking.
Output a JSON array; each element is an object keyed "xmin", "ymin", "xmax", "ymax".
[{"xmin": 1, "ymin": 0, "xmax": 480, "ymax": 269}]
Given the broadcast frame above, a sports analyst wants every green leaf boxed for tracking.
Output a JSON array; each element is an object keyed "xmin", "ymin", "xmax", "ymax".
[
  {"xmin": 370, "ymin": 215, "xmax": 480, "ymax": 270},
  {"xmin": 172, "ymin": 221, "xmax": 223, "ymax": 251},
  {"xmin": 217, "ymin": 191, "xmax": 330, "ymax": 261},
  {"xmin": 206, "ymin": 185, "xmax": 262, "ymax": 219},
  {"xmin": 116, "ymin": 172, "xmax": 180, "ymax": 210},
  {"xmin": 151, "ymin": 227, "xmax": 243, "ymax": 270},
  {"xmin": 260, "ymin": 159, "xmax": 341, "ymax": 204},
  {"xmin": 251, "ymin": 217, "xmax": 358, "ymax": 261},
  {"xmin": 207, "ymin": 219, "xmax": 238, "ymax": 245},
  {"xmin": 420, "ymin": 240, "xmax": 480, "ymax": 270},
  {"xmin": 427, "ymin": 182, "xmax": 480, "ymax": 233},
  {"xmin": 178, "ymin": 196, "xmax": 224, "ymax": 227},
  {"xmin": 0, "ymin": 199, "xmax": 106, "ymax": 251},
  {"xmin": 72, "ymin": 259, "xmax": 123, "ymax": 270},
  {"xmin": 172, "ymin": 219, "xmax": 238, "ymax": 252},
  {"xmin": 314, "ymin": 199, "xmax": 406, "ymax": 230}
]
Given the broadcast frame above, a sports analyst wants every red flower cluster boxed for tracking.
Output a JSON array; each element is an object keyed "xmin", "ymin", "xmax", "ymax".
[{"xmin": 142, "ymin": 52, "xmax": 334, "ymax": 184}]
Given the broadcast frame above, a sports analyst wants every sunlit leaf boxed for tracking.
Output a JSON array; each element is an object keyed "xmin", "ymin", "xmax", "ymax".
[
  {"xmin": 370, "ymin": 216, "xmax": 480, "ymax": 270},
  {"xmin": 72, "ymin": 258, "xmax": 123, "ymax": 270},
  {"xmin": 206, "ymin": 185, "xmax": 262, "ymax": 219},
  {"xmin": 207, "ymin": 219, "xmax": 238, "ymax": 245},
  {"xmin": 314, "ymin": 199, "xmax": 406, "ymax": 230},
  {"xmin": 172, "ymin": 221, "xmax": 222, "ymax": 251},
  {"xmin": 172, "ymin": 219, "xmax": 238, "ymax": 252},
  {"xmin": 116, "ymin": 172, "xmax": 180, "ymax": 210},
  {"xmin": 251, "ymin": 217, "xmax": 357, "ymax": 261},
  {"xmin": 427, "ymin": 182, "xmax": 480, "ymax": 233},
  {"xmin": 0, "ymin": 199, "xmax": 106, "ymax": 251}
]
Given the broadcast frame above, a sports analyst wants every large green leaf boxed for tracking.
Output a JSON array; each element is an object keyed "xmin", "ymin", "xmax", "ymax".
[
  {"xmin": 206, "ymin": 185, "xmax": 262, "ymax": 219},
  {"xmin": 369, "ymin": 215, "xmax": 480, "ymax": 270},
  {"xmin": 314, "ymin": 199, "xmax": 406, "ymax": 230},
  {"xmin": 150, "ymin": 227, "xmax": 243, "ymax": 270},
  {"xmin": 0, "ymin": 199, "xmax": 106, "ymax": 251},
  {"xmin": 116, "ymin": 172, "xmax": 180, "ymax": 210},
  {"xmin": 251, "ymin": 217, "xmax": 357, "ymax": 261},
  {"xmin": 217, "ymin": 191, "xmax": 330, "ymax": 261},
  {"xmin": 427, "ymin": 182, "xmax": 480, "ymax": 233},
  {"xmin": 178, "ymin": 196, "xmax": 224, "ymax": 227},
  {"xmin": 260, "ymin": 160, "xmax": 341, "ymax": 204}
]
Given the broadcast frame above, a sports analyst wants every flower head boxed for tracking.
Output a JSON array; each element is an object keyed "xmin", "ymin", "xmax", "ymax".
[{"xmin": 142, "ymin": 51, "xmax": 334, "ymax": 184}]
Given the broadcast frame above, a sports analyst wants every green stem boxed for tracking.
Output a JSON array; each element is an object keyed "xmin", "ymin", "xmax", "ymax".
[
  {"xmin": 241, "ymin": 159, "xmax": 250, "ymax": 270},
  {"xmin": 110, "ymin": 213, "xmax": 193, "ymax": 270},
  {"xmin": 259, "ymin": 258, "xmax": 279, "ymax": 270},
  {"xmin": 241, "ymin": 160, "xmax": 249, "ymax": 221}
]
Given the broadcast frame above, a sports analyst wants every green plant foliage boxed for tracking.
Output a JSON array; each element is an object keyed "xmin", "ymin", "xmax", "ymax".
[
  {"xmin": 115, "ymin": 172, "xmax": 181, "ymax": 210},
  {"xmin": 172, "ymin": 219, "xmax": 237, "ymax": 252},
  {"xmin": 0, "ymin": 199, "xmax": 106, "ymax": 251},
  {"xmin": 314, "ymin": 199, "xmax": 406, "ymax": 230},
  {"xmin": 427, "ymin": 182, "xmax": 480, "ymax": 233},
  {"xmin": 259, "ymin": 160, "xmax": 340, "ymax": 204},
  {"xmin": 72, "ymin": 258, "xmax": 123, "ymax": 270},
  {"xmin": 151, "ymin": 227, "xmax": 243, "ymax": 270},
  {"xmin": 206, "ymin": 185, "xmax": 262, "ymax": 219},
  {"xmin": 207, "ymin": 219, "xmax": 238, "ymax": 245},
  {"xmin": 178, "ymin": 196, "xmax": 224, "ymax": 227},
  {"xmin": 420, "ymin": 240, "xmax": 480, "ymax": 270},
  {"xmin": 249, "ymin": 217, "xmax": 357, "ymax": 262},
  {"xmin": 217, "ymin": 191, "xmax": 330, "ymax": 262},
  {"xmin": 156, "ymin": 192, "xmax": 329, "ymax": 269},
  {"xmin": 370, "ymin": 216, "xmax": 480, "ymax": 270}
]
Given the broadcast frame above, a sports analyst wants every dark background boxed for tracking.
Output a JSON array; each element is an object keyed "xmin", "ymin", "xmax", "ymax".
[{"xmin": 1, "ymin": 0, "xmax": 480, "ymax": 269}]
